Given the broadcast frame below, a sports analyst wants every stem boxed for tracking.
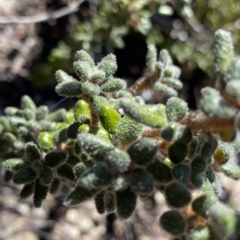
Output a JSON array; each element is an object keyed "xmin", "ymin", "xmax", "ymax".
[
  {"xmin": 180, "ymin": 111, "xmax": 235, "ymax": 132},
  {"xmin": 128, "ymin": 72, "xmax": 155, "ymax": 96}
]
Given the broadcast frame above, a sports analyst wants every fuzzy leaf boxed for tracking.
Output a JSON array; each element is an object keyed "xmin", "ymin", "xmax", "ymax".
[
  {"xmin": 121, "ymin": 99, "xmax": 167, "ymax": 128},
  {"xmin": 13, "ymin": 167, "xmax": 36, "ymax": 184},
  {"xmin": 77, "ymin": 133, "xmax": 113, "ymax": 161},
  {"xmin": 64, "ymin": 186, "xmax": 98, "ymax": 206},
  {"xmin": 78, "ymin": 164, "xmax": 112, "ymax": 189},
  {"xmin": 101, "ymin": 78, "xmax": 126, "ymax": 92},
  {"xmin": 127, "ymin": 138, "xmax": 158, "ymax": 165},
  {"xmin": 99, "ymin": 105, "xmax": 121, "ymax": 134},
  {"xmin": 75, "ymin": 50, "xmax": 95, "ymax": 67},
  {"xmin": 116, "ymin": 187, "xmax": 137, "ymax": 219}
]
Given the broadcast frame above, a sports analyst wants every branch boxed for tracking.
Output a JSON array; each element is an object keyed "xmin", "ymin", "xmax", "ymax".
[{"xmin": 0, "ymin": 0, "xmax": 85, "ymax": 24}]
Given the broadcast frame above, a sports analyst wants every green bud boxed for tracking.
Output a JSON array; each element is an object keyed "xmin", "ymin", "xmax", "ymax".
[
  {"xmin": 75, "ymin": 50, "xmax": 95, "ymax": 67},
  {"xmin": 74, "ymin": 99, "xmax": 91, "ymax": 122},
  {"xmin": 49, "ymin": 178, "xmax": 60, "ymax": 194},
  {"xmin": 91, "ymin": 95, "xmax": 110, "ymax": 112},
  {"xmin": 162, "ymin": 77, "xmax": 183, "ymax": 90},
  {"xmin": 25, "ymin": 142, "xmax": 41, "ymax": 161},
  {"xmin": 220, "ymin": 160, "xmax": 240, "ymax": 180},
  {"xmin": 154, "ymin": 82, "xmax": 178, "ymax": 97},
  {"xmin": 81, "ymin": 81, "xmax": 100, "ymax": 96},
  {"xmin": 168, "ymin": 142, "xmax": 188, "ymax": 164},
  {"xmin": 159, "ymin": 210, "xmax": 185, "ymax": 235},
  {"xmin": 146, "ymin": 44, "xmax": 157, "ymax": 71},
  {"xmin": 127, "ymin": 138, "xmax": 158, "ymax": 165},
  {"xmin": 165, "ymin": 182, "xmax": 191, "ymax": 208},
  {"xmin": 55, "ymin": 70, "xmax": 76, "ymax": 83},
  {"xmin": 21, "ymin": 95, "xmax": 36, "ymax": 112},
  {"xmin": 147, "ymin": 158, "xmax": 172, "ymax": 183},
  {"xmin": 36, "ymin": 106, "xmax": 49, "ymax": 120},
  {"xmin": 200, "ymin": 134, "xmax": 218, "ymax": 159},
  {"xmin": 192, "ymin": 193, "xmax": 218, "ymax": 218},
  {"xmin": 159, "ymin": 49, "xmax": 173, "ymax": 67},
  {"xmin": 38, "ymin": 131, "xmax": 54, "ymax": 152},
  {"xmin": 121, "ymin": 99, "xmax": 167, "ymax": 128},
  {"xmin": 77, "ymin": 133, "xmax": 113, "ymax": 162},
  {"xmin": 3, "ymin": 158, "xmax": 28, "ymax": 171},
  {"xmin": 53, "ymin": 127, "xmax": 68, "ymax": 144},
  {"xmin": 115, "ymin": 116, "xmax": 142, "ymax": 146},
  {"xmin": 131, "ymin": 168, "xmax": 153, "ymax": 195},
  {"xmin": 13, "ymin": 167, "xmax": 36, "ymax": 184},
  {"xmin": 64, "ymin": 186, "xmax": 98, "ymax": 206},
  {"xmin": 55, "ymin": 79, "xmax": 82, "ymax": 97},
  {"xmin": 101, "ymin": 78, "xmax": 126, "ymax": 92},
  {"xmin": 91, "ymin": 69, "xmax": 106, "ymax": 83},
  {"xmin": 214, "ymin": 29, "xmax": 233, "ymax": 75},
  {"xmin": 46, "ymin": 109, "xmax": 66, "ymax": 122},
  {"xmin": 191, "ymin": 156, "xmax": 207, "ymax": 173},
  {"xmin": 99, "ymin": 105, "xmax": 121, "ymax": 134},
  {"xmin": 105, "ymin": 148, "xmax": 131, "ymax": 173},
  {"xmin": 20, "ymin": 183, "xmax": 34, "ymax": 199},
  {"xmin": 213, "ymin": 142, "xmax": 233, "ymax": 165},
  {"xmin": 116, "ymin": 187, "xmax": 137, "ymax": 219},
  {"xmin": 172, "ymin": 164, "xmax": 190, "ymax": 185},
  {"xmin": 95, "ymin": 191, "xmax": 105, "ymax": 214},
  {"xmin": 74, "ymin": 61, "xmax": 91, "ymax": 79},
  {"xmin": 97, "ymin": 54, "xmax": 117, "ymax": 77},
  {"xmin": 78, "ymin": 164, "xmax": 112, "ymax": 189},
  {"xmin": 187, "ymin": 227, "xmax": 210, "ymax": 240},
  {"xmin": 33, "ymin": 180, "xmax": 49, "ymax": 207},
  {"xmin": 166, "ymin": 97, "xmax": 188, "ymax": 122},
  {"xmin": 57, "ymin": 163, "xmax": 75, "ymax": 182},
  {"xmin": 73, "ymin": 162, "xmax": 86, "ymax": 178},
  {"xmin": 67, "ymin": 122, "xmax": 81, "ymax": 139},
  {"xmin": 39, "ymin": 166, "xmax": 53, "ymax": 186}
]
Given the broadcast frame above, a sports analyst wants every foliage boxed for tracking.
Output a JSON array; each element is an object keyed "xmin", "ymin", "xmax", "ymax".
[{"xmin": 2, "ymin": 29, "xmax": 240, "ymax": 239}]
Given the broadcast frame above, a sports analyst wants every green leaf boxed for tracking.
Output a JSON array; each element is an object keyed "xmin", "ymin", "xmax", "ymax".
[
  {"xmin": 121, "ymin": 99, "xmax": 167, "ymax": 128},
  {"xmin": 77, "ymin": 133, "xmax": 113, "ymax": 161},
  {"xmin": 3, "ymin": 158, "xmax": 28, "ymax": 171},
  {"xmin": 165, "ymin": 182, "xmax": 191, "ymax": 208},
  {"xmin": 81, "ymin": 81, "xmax": 100, "ymax": 96},
  {"xmin": 64, "ymin": 186, "xmax": 98, "ymax": 206},
  {"xmin": 131, "ymin": 168, "xmax": 153, "ymax": 195},
  {"xmin": 25, "ymin": 142, "xmax": 41, "ymax": 161},
  {"xmin": 127, "ymin": 138, "xmax": 158, "ymax": 165},
  {"xmin": 116, "ymin": 187, "xmax": 137, "ymax": 219},
  {"xmin": 168, "ymin": 142, "xmax": 188, "ymax": 164},
  {"xmin": 166, "ymin": 97, "xmax": 188, "ymax": 122},
  {"xmin": 99, "ymin": 105, "xmax": 121, "ymax": 134},
  {"xmin": 33, "ymin": 180, "xmax": 49, "ymax": 207},
  {"xmin": 97, "ymin": 54, "xmax": 117, "ymax": 77},
  {"xmin": 78, "ymin": 164, "xmax": 112, "ymax": 189},
  {"xmin": 13, "ymin": 167, "xmax": 36, "ymax": 184},
  {"xmin": 160, "ymin": 210, "xmax": 185, "ymax": 235},
  {"xmin": 73, "ymin": 61, "xmax": 91, "ymax": 79},
  {"xmin": 115, "ymin": 116, "xmax": 142, "ymax": 146},
  {"xmin": 75, "ymin": 50, "xmax": 95, "ymax": 67},
  {"xmin": 100, "ymin": 78, "xmax": 126, "ymax": 92}
]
